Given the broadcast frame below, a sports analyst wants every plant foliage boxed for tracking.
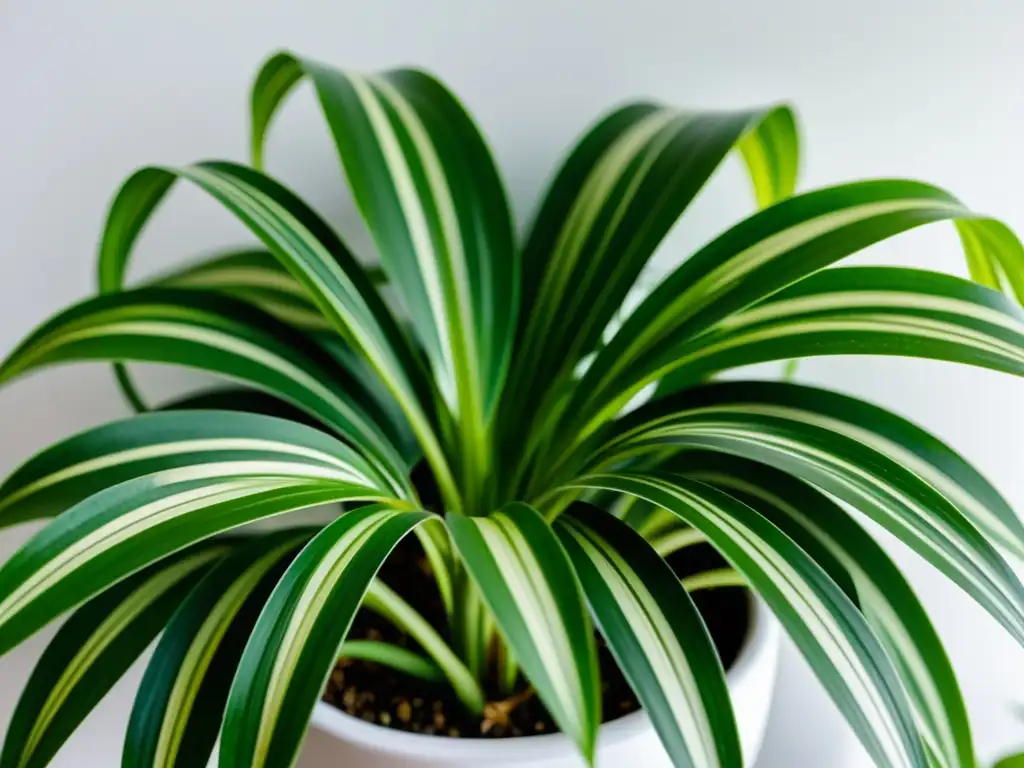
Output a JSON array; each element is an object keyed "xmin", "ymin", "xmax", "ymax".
[{"xmin": 2, "ymin": 50, "xmax": 1023, "ymax": 768}]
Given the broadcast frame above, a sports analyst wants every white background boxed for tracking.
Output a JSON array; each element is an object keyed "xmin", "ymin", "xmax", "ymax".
[{"xmin": 2, "ymin": 1, "xmax": 1024, "ymax": 765}]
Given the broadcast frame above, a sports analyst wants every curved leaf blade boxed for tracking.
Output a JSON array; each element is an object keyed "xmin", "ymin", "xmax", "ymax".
[
  {"xmin": 0, "ymin": 469, "xmax": 393, "ymax": 655},
  {"xmin": 252, "ymin": 52, "xmax": 517, "ymax": 508},
  {"xmin": 657, "ymin": 267, "xmax": 1024, "ymax": 395},
  {"xmin": 447, "ymin": 503, "xmax": 600, "ymax": 763},
  {"xmin": 124, "ymin": 530, "xmax": 308, "ymax": 768},
  {"xmin": 0, "ymin": 288, "xmax": 411, "ymax": 498},
  {"xmin": 567, "ymin": 472, "xmax": 926, "ymax": 768},
  {"xmin": 678, "ymin": 452, "xmax": 974, "ymax": 768},
  {"xmin": 505, "ymin": 104, "xmax": 797, "ymax": 481},
  {"xmin": 0, "ymin": 545, "xmax": 223, "ymax": 768},
  {"xmin": 151, "ymin": 248, "xmax": 330, "ymax": 332},
  {"xmin": 0, "ymin": 410, "xmax": 388, "ymax": 530},
  {"xmin": 556, "ymin": 504, "xmax": 741, "ymax": 768},
  {"xmin": 601, "ymin": 381, "xmax": 1024, "ymax": 649},
  {"xmin": 95, "ymin": 160, "xmax": 456, "ymax": 505},
  {"xmin": 663, "ymin": 379, "xmax": 1024, "ymax": 560},
  {"xmin": 221, "ymin": 506, "xmax": 429, "ymax": 768},
  {"xmin": 571, "ymin": 180, "xmax": 1019, "ymax": 439}
]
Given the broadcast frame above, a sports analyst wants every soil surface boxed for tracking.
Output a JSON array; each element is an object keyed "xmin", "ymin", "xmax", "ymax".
[{"xmin": 322, "ymin": 529, "xmax": 749, "ymax": 739}]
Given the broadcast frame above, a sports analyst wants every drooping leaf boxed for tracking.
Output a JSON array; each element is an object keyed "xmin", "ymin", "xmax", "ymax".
[
  {"xmin": 447, "ymin": 503, "xmax": 600, "ymax": 763},
  {"xmin": 124, "ymin": 530, "xmax": 309, "ymax": 768},
  {"xmin": 94, "ymin": 160, "xmax": 456, "ymax": 506},
  {"xmin": 567, "ymin": 472, "xmax": 927, "ymax": 768},
  {"xmin": 0, "ymin": 546, "xmax": 224, "ymax": 768},
  {"xmin": 0, "ymin": 466, "xmax": 394, "ymax": 655},
  {"xmin": 677, "ymin": 452, "xmax": 973, "ymax": 768},
  {"xmin": 597, "ymin": 381, "xmax": 1024, "ymax": 648},
  {"xmin": 151, "ymin": 248, "xmax": 330, "ymax": 332},
  {"xmin": 556, "ymin": 504, "xmax": 740, "ymax": 768},
  {"xmin": 956, "ymin": 218, "xmax": 1024, "ymax": 305},
  {"xmin": 0, "ymin": 410, "xmax": 393, "ymax": 530},
  {"xmin": 569, "ymin": 181, "xmax": 1024, "ymax": 441},
  {"xmin": 0, "ymin": 289, "xmax": 412, "ymax": 497},
  {"xmin": 221, "ymin": 506, "xmax": 429, "ymax": 768},
  {"xmin": 655, "ymin": 268, "xmax": 1024, "ymax": 398}
]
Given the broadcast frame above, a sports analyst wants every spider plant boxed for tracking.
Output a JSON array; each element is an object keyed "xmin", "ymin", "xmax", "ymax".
[{"xmin": 1, "ymin": 49, "xmax": 1024, "ymax": 768}]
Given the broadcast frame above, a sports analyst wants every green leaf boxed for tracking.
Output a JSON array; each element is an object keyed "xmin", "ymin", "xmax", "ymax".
[
  {"xmin": 0, "ymin": 288, "xmax": 412, "ymax": 498},
  {"xmin": 336, "ymin": 640, "xmax": 445, "ymax": 683},
  {"xmin": 677, "ymin": 452, "xmax": 974, "ymax": 768},
  {"xmin": 994, "ymin": 754, "xmax": 1024, "ymax": 768},
  {"xmin": 446, "ymin": 503, "xmax": 600, "ymax": 763},
  {"xmin": 567, "ymin": 472, "xmax": 927, "ymax": 768},
  {"xmin": 599, "ymin": 381, "xmax": 1024, "ymax": 649},
  {"xmin": 656, "ymin": 267, "xmax": 1024, "ymax": 396},
  {"xmin": 251, "ymin": 52, "xmax": 518, "ymax": 509},
  {"xmin": 556, "ymin": 504, "xmax": 741, "ymax": 768},
  {"xmin": 504, "ymin": 104, "xmax": 798, "ymax": 487},
  {"xmin": 221, "ymin": 505, "xmax": 429, "ymax": 768},
  {"xmin": 0, "ymin": 410, "xmax": 392, "ymax": 530},
  {"xmin": 569, "ymin": 180, "xmax": 1022, "ymax": 441},
  {"xmin": 362, "ymin": 579, "xmax": 483, "ymax": 711},
  {"xmin": 0, "ymin": 465, "xmax": 394, "ymax": 656},
  {"xmin": 0, "ymin": 545, "xmax": 223, "ymax": 768},
  {"xmin": 124, "ymin": 530, "xmax": 309, "ymax": 768},
  {"xmin": 670, "ymin": 379, "xmax": 1024, "ymax": 561},
  {"xmin": 956, "ymin": 218, "xmax": 1024, "ymax": 305},
  {"xmin": 94, "ymin": 159, "xmax": 456, "ymax": 506},
  {"xmin": 151, "ymin": 248, "xmax": 331, "ymax": 332}
]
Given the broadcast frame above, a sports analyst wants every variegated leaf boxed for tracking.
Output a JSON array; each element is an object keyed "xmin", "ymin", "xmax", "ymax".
[
  {"xmin": 556, "ymin": 504, "xmax": 740, "ymax": 768},
  {"xmin": 598, "ymin": 381, "xmax": 1024, "ymax": 648},
  {"xmin": 677, "ymin": 452, "xmax": 973, "ymax": 768},
  {"xmin": 221, "ymin": 506, "xmax": 429, "ymax": 768},
  {"xmin": 124, "ymin": 530, "xmax": 309, "ymax": 768},
  {"xmin": 567, "ymin": 472, "xmax": 926, "ymax": 768},
  {"xmin": 0, "ymin": 545, "xmax": 224, "ymax": 768},
  {"xmin": 447, "ymin": 503, "xmax": 600, "ymax": 763}
]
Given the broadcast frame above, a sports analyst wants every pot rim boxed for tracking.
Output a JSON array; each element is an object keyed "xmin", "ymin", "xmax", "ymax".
[{"xmin": 311, "ymin": 592, "xmax": 778, "ymax": 760}]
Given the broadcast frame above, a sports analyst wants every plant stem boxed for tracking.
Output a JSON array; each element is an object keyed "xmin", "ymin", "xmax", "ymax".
[{"xmin": 363, "ymin": 580, "xmax": 485, "ymax": 713}]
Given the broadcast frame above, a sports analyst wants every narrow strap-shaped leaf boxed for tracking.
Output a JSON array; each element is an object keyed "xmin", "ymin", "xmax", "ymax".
[
  {"xmin": 503, "ymin": 105, "xmax": 797, "ymax": 472},
  {"xmin": 0, "ymin": 288, "xmax": 412, "ymax": 497},
  {"xmin": 152, "ymin": 248, "xmax": 331, "ymax": 332},
  {"xmin": 336, "ymin": 640, "xmax": 444, "ymax": 682},
  {"xmin": 555, "ymin": 504, "xmax": 741, "ymax": 768},
  {"xmin": 566, "ymin": 472, "xmax": 927, "ymax": 768},
  {"xmin": 251, "ymin": 52, "xmax": 517, "ymax": 509},
  {"xmin": 658, "ymin": 379, "xmax": 1024, "ymax": 560},
  {"xmin": 124, "ymin": 530, "xmax": 309, "ymax": 768},
  {"xmin": 95, "ymin": 160, "xmax": 456, "ymax": 506},
  {"xmin": 0, "ymin": 410, "xmax": 388, "ymax": 530},
  {"xmin": 221, "ymin": 506, "xmax": 429, "ymax": 768},
  {"xmin": 956, "ymin": 218, "xmax": 1024, "ymax": 305},
  {"xmin": 446, "ymin": 503, "xmax": 600, "ymax": 763},
  {"xmin": 677, "ymin": 452, "xmax": 974, "ymax": 768},
  {"xmin": 0, "ymin": 469, "xmax": 394, "ymax": 655},
  {"xmin": 599, "ymin": 382, "xmax": 1024, "ymax": 648},
  {"xmin": 656, "ymin": 267, "xmax": 1024, "ymax": 396},
  {"xmin": 0, "ymin": 544, "xmax": 224, "ymax": 768},
  {"xmin": 571, "ymin": 180, "xmax": 1022, "ymax": 439},
  {"xmin": 515, "ymin": 103, "xmax": 797, "ymax": 374}
]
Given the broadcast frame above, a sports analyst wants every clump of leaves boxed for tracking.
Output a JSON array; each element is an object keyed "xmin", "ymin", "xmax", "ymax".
[{"xmin": 2, "ymin": 50, "xmax": 1024, "ymax": 768}]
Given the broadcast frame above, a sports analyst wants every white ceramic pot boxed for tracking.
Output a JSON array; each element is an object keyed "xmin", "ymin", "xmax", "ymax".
[{"xmin": 300, "ymin": 596, "xmax": 780, "ymax": 768}]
